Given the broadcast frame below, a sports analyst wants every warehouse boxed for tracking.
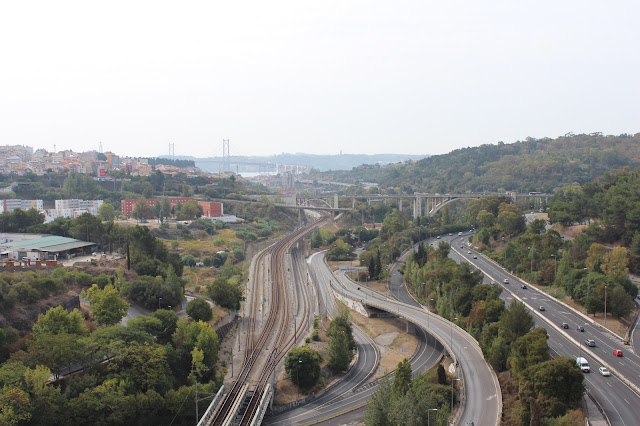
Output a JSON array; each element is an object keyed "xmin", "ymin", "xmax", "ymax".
[{"xmin": 0, "ymin": 235, "xmax": 96, "ymax": 261}]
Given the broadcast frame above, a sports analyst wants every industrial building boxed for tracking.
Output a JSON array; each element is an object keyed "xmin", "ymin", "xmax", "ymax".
[{"xmin": 0, "ymin": 235, "xmax": 96, "ymax": 261}]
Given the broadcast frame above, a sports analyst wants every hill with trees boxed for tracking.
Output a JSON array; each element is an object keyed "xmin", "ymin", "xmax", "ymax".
[{"xmin": 313, "ymin": 133, "xmax": 640, "ymax": 194}]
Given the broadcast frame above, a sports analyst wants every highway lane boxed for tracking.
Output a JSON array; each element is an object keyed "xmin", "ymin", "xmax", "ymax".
[
  {"xmin": 447, "ymin": 235, "xmax": 640, "ymax": 425},
  {"xmin": 265, "ymin": 252, "xmax": 443, "ymax": 425},
  {"xmin": 329, "ymin": 265, "xmax": 501, "ymax": 426}
]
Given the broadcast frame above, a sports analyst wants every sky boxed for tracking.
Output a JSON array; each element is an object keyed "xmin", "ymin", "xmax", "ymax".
[{"xmin": 1, "ymin": 1, "xmax": 639, "ymax": 158}]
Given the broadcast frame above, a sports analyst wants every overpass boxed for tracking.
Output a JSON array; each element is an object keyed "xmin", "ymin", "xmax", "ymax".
[{"xmin": 290, "ymin": 192, "xmax": 552, "ymax": 219}]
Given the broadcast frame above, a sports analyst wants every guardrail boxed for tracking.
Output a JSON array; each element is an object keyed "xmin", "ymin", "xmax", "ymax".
[{"xmin": 196, "ymin": 385, "xmax": 225, "ymax": 426}]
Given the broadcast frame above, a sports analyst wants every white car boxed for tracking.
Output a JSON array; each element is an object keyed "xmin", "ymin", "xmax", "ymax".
[{"xmin": 598, "ymin": 367, "xmax": 610, "ymax": 376}]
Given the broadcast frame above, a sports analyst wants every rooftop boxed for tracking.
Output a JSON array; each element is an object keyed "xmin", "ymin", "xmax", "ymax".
[{"xmin": 1, "ymin": 235, "xmax": 94, "ymax": 252}]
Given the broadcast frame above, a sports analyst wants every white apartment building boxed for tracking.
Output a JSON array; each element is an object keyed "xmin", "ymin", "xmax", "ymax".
[
  {"xmin": 44, "ymin": 199, "xmax": 104, "ymax": 223},
  {"xmin": 0, "ymin": 199, "xmax": 44, "ymax": 213},
  {"xmin": 55, "ymin": 199, "xmax": 103, "ymax": 210}
]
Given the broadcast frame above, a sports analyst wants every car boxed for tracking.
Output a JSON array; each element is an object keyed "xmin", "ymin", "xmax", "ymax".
[
  {"xmin": 598, "ymin": 367, "xmax": 611, "ymax": 376},
  {"xmin": 461, "ymin": 245, "xmax": 464, "ymax": 248},
  {"xmin": 522, "ymin": 284, "xmax": 527, "ymax": 289},
  {"xmin": 585, "ymin": 339, "xmax": 595, "ymax": 347},
  {"xmin": 578, "ymin": 326, "xmax": 585, "ymax": 332},
  {"xmin": 503, "ymin": 279, "xmax": 509, "ymax": 284},
  {"xmin": 539, "ymin": 306, "xmax": 545, "ymax": 311},
  {"xmin": 613, "ymin": 349, "xmax": 623, "ymax": 357},
  {"xmin": 562, "ymin": 322, "xmax": 569, "ymax": 329},
  {"xmin": 468, "ymin": 251, "xmax": 472, "ymax": 254},
  {"xmin": 449, "ymin": 233, "xmax": 452, "ymax": 236},
  {"xmin": 473, "ymin": 255, "xmax": 477, "ymax": 259},
  {"xmin": 436, "ymin": 236, "xmax": 440, "ymax": 239},
  {"xmin": 458, "ymin": 232, "xmax": 462, "ymax": 236}
]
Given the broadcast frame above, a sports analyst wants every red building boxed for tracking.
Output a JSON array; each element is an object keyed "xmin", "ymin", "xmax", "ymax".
[{"xmin": 121, "ymin": 198, "xmax": 223, "ymax": 218}]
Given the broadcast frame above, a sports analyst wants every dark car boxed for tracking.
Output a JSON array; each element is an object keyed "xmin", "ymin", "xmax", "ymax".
[
  {"xmin": 522, "ymin": 284, "xmax": 527, "ymax": 289},
  {"xmin": 578, "ymin": 326, "xmax": 585, "ymax": 332},
  {"xmin": 473, "ymin": 255, "xmax": 477, "ymax": 259},
  {"xmin": 562, "ymin": 322, "xmax": 569, "ymax": 329}
]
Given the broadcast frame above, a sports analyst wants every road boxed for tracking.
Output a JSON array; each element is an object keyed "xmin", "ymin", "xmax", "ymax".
[
  {"xmin": 448, "ymin": 234, "xmax": 640, "ymax": 425},
  {"xmin": 325, "ymin": 258, "xmax": 501, "ymax": 426},
  {"xmin": 264, "ymin": 252, "xmax": 444, "ymax": 425}
]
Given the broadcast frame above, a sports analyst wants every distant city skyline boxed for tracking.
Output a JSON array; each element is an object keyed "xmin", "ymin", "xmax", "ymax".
[{"xmin": 1, "ymin": 1, "xmax": 638, "ymax": 158}]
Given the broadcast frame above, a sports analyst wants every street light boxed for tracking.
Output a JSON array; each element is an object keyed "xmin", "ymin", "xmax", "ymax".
[
  {"xmin": 158, "ymin": 297, "xmax": 162, "ymax": 310},
  {"xmin": 604, "ymin": 285, "xmax": 608, "ymax": 326},
  {"xmin": 451, "ymin": 377, "xmax": 461, "ymax": 414},
  {"xmin": 550, "ymin": 254, "xmax": 557, "ymax": 296},
  {"xmin": 450, "ymin": 317, "xmax": 458, "ymax": 355},
  {"xmin": 296, "ymin": 359, "xmax": 303, "ymax": 398},
  {"xmin": 427, "ymin": 408, "xmax": 438, "ymax": 426},
  {"xmin": 428, "ymin": 298, "xmax": 435, "ymax": 329}
]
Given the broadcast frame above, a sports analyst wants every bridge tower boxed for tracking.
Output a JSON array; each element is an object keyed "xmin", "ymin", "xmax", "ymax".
[{"xmin": 222, "ymin": 139, "xmax": 230, "ymax": 172}]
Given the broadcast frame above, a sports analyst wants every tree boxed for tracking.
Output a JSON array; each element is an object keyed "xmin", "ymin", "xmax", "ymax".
[
  {"xmin": 601, "ymin": 247, "xmax": 629, "ymax": 280},
  {"xmin": 327, "ymin": 330, "xmax": 353, "ymax": 373},
  {"xmin": 523, "ymin": 357, "xmax": 584, "ymax": 417},
  {"xmin": 186, "ymin": 298, "xmax": 213, "ymax": 322},
  {"xmin": 27, "ymin": 333, "xmax": 86, "ymax": 380},
  {"xmin": 326, "ymin": 239, "xmax": 355, "ymax": 261},
  {"xmin": 476, "ymin": 209, "xmax": 495, "ymax": 229},
  {"xmin": 608, "ymin": 285, "xmax": 635, "ymax": 318},
  {"xmin": 178, "ymin": 200, "xmax": 203, "ymax": 220},
  {"xmin": 131, "ymin": 197, "xmax": 152, "ymax": 221},
  {"xmin": 161, "ymin": 197, "xmax": 172, "ymax": 221},
  {"xmin": 98, "ymin": 203, "xmax": 116, "ymax": 221},
  {"xmin": 499, "ymin": 301, "xmax": 534, "ymax": 344},
  {"xmin": 83, "ymin": 284, "xmax": 129, "ymax": 326},
  {"xmin": 586, "ymin": 243, "xmax": 606, "ymax": 271},
  {"xmin": 311, "ymin": 229, "xmax": 323, "ymax": 248},
  {"xmin": 31, "ymin": 305, "xmax": 87, "ymax": 338},
  {"xmin": 364, "ymin": 376, "xmax": 393, "ymax": 426},
  {"xmin": 153, "ymin": 201, "xmax": 162, "ymax": 223},
  {"xmin": 0, "ymin": 387, "xmax": 32, "ymax": 425},
  {"xmin": 284, "ymin": 346, "xmax": 321, "ymax": 390},
  {"xmin": 207, "ymin": 278, "xmax": 243, "ymax": 310},
  {"xmin": 508, "ymin": 327, "xmax": 550, "ymax": 377},
  {"xmin": 392, "ymin": 358, "xmax": 412, "ymax": 399}
]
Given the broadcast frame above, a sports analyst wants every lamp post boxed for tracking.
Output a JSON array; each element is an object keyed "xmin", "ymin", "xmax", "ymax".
[
  {"xmin": 296, "ymin": 359, "xmax": 302, "ymax": 398},
  {"xmin": 604, "ymin": 285, "xmax": 607, "ymax": 326},
  {"xmin": 451, "ymin": 377, "xmax": 460, "ymax": 414},
  {"xmin": 427, "ymin": 408, "xmax": 438, "ymax": 426},
  {"xmin": 428, "ymin": 298, "xmax": 435, "ymax": 329},
  {"xmin": 551, "ymin": 254, "xmax": 557, "ymax": 296},
  {"xmin": 158, "ymin": 297, "xmax": 162, "ymax": 310},
  {"xmin": 450, "ymin": 317, "xmax": 458, "ymax": 355}
]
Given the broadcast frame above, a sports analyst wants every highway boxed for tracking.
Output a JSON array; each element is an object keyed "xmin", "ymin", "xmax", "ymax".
[
  {"xmin": 447, "ymin": 234, "xmax": 640, "ymax": 425},
  {"xmin": 265, "ymin": 252, "xmax": 443, "ymax": 425},
  {"xmin": 323, "ymin": 257, "xmax": 501, "ymax": 426}
]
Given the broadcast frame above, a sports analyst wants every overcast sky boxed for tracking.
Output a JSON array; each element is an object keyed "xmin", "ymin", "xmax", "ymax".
[{"xmin": 1, "ymin": 1, "xmax": 638, "ymax": 158}]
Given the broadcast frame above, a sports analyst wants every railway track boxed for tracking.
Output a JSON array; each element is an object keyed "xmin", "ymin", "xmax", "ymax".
[{"xmin": 209, "ymin": 219, "xmax": 324, "ymax": 426}]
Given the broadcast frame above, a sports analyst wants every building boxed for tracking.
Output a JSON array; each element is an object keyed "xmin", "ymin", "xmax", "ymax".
[
  {"xmin": 55, "ymin": 199, "xmax": 103, "ymax": 210},
  {"xmin": 121, "ymin": 197, "xmax": 223, "ymax": 218},
  {"xmin": 0, "ymin": 235, "xmax": 96, "ymax": 261},
  {"xmin": 0, "ymin": 199, "xmax": 44, "ymax": 213},
  {"xmin": 43, "ymin": 199, "xmax": 104, "ymax": 223},
  {"xmin": 198, "ymin": 201, "xmax": 223, "ymax": 217}
]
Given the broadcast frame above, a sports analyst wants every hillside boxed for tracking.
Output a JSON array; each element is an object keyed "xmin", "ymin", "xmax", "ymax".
[{"xmin": 313, "ymin": 133, "xmax": 640, "ymax": 193}]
